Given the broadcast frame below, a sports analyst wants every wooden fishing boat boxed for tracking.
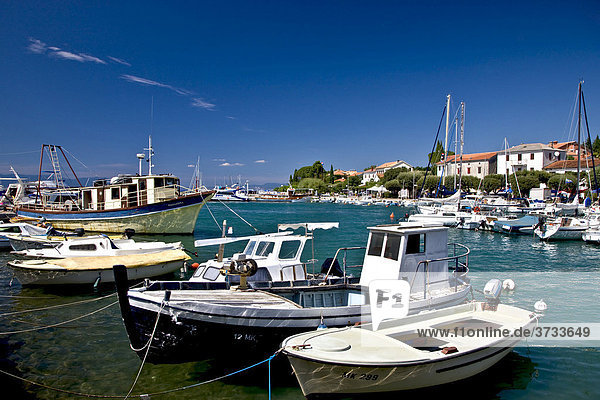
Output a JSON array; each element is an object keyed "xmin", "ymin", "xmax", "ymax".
[
  {"xmin": 14, "ymin": 142, "xmax": 214, "ymax": 234},
  {"xmin": 114, "ymin": 222, "xmax": 471, "ymax": 363}
]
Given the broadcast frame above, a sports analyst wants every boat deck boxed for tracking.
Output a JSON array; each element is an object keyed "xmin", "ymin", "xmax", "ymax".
[{"xmin": 140, "ymin": 289, "xmax": 303, "ymax": 309}]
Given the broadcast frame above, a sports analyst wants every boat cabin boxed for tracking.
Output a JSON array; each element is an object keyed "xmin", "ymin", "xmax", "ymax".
[
  {"xmin": 359, "ymin": 222, "xmax": 451, "ymax": 293},
  {"xmin": 81, "ymin": 174, "xmax": 181, "ymax": 210},
  {"xmin": 191, "ymin": 223, "xmax": 339, "ymax": 283}
]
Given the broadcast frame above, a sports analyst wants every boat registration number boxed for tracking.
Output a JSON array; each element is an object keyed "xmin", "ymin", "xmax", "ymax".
[{"xmin": 341, "ymin": 372, "xmax": 379, "ymax": 381}]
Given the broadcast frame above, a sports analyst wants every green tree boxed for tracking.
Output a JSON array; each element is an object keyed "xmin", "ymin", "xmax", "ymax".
[
  {"xmin": 329, "ymin": 165, "xmax": 334, "ymax": 183},
  {"xmin": 348, "ymin": 175, "xmax": 361, "ymax": 187},
  {"xmin": 427, "ymin": 141, "xmax": 445, "ymax": 175},
  {"xmin": 297, "ymin": 178, "xmax": 328, "ymax": 193},
  {"xmin": 593, "ymin": 135, "xmax": 600, "ymax": 157},
  {"xmin": 460, "ymin": 176, "xmax": 481, "ymax": 191},
  {"xmin": 482, "ymin": 175, "xmax": 503, "ymax": 193},
  {"xmin": 364, "ymin": 165, "xmax": 377, "ymax": 171}
]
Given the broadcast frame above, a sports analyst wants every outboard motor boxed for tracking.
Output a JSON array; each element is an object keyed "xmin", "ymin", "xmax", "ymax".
[
  {"xmin": 483, "ymin": 279, "xmax": 503, "ymax": 309},
  {"xmin": 123, "ymin": 228, "xmax": 135, "ymax": 239}
]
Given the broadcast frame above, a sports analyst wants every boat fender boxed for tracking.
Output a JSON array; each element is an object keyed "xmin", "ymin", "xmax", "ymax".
[
  {"xmin": 442, "ymin": 346, "xmax": 458, "ymax": 354},
  {"xmin": 534, "ymin": 299, "xmax": 547, "ymax": 312},
  {"xmin": 190, "ymin": 262, "xmax": 200, "ymax": 269},
  {"xmin": 502, "ymin": 279, "xmax": 516, "ymax": 291}
]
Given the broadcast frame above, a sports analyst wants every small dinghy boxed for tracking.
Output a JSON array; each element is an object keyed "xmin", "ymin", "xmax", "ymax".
[
  {"xmin": 7, "ymin": 249, "xmax": 189, "ymax": 285},
  {"xmin": 282, "ymin": 300, "xmax": 538, "ymax": 396}
]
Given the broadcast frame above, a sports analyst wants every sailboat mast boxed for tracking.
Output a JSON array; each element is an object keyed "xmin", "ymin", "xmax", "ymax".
[
  {"xmin": 454, "ymin": 116, "xmax": 458, "ymax": 190},
  {"xmin": 458, "ymin": 102, "xmax": 465, "ymax": 196},
  {"xmin": 443, "ymin": 94, "xmax": 450, "ymax": 187},
  {"xmin": 577, "ymin": 81, "xmax": 582, "ymax": 205},
  {"xmin": 504, "ymin": 137, "xmax": 508, "ymax": 190}
]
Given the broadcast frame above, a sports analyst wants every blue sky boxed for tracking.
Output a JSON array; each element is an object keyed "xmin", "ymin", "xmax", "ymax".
[{"xmin": 1, "ymin": 1, "xmax": 599, "ymax": 186}]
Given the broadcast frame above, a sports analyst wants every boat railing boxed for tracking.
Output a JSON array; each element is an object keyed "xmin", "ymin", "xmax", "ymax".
[
  {"xmin": 279, "ymin": 263, "xmax": 305, "ymax": 281},
  {"xmin": 323, "ymin": 246, "xmax": 367, "ymax": 281},
  {"xmin": 410, "ymin": 243, "xmax": 470, "ymax": 300}
]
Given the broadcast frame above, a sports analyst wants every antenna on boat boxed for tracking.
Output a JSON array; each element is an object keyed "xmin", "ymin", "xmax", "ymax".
[{"xmin": 145, "ymin": 136, "xmax": 154, "ymax": 175}]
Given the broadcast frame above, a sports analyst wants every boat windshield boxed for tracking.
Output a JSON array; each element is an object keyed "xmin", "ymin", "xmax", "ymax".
[
  {"xmin": 255, "ymin": 241, "xmax": 275, "ymax": 257},
  {"xmin": 278, "ymin": 240, "xmax": 302, "ymax": 259},
  {"xmin": 243, "ymin": 241, "xmax": 257, "ymax": 256}
]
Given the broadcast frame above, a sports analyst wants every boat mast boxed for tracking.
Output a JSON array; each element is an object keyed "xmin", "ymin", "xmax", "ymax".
[
  {"xmin": 145, "ymin": 136, "xmax": 154, "ymax": 175},
  {"xmin": 454, "ymin": 116, "xmax": 458, "ymax": 190},
  {"xmin": 504, "ymin": 138, "xmax": 508, "ymax": 190},
  {"xmin": 443, "ymin": 94, "xmax": 450, "ymax": 187},
  {"xmin": 577, "ymin": 81, "xmax": 582, "ymax": 209},
  {"xmin": 458, "ymin": 102, "xmax": 464, "ymax": 200}
]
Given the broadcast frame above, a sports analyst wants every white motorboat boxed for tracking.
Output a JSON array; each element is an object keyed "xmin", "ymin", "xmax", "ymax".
[
  {"xmin": 582, "ymin": 228, "xmax": 600, "ymax": 243},
  {"xmin": 283, "ymin": 300, "xmax": 538, "ymax": 396},
  {"xmin": 11, "ymin": 235, "xmax": 182, "ymax": 258},
  {"xmin": 7, "ymin": 249, "xmax": 189, "ymax": 285},
  {"xmin": 0, "ymin": 222, "xmax": 49, "ymax": 249},
  {"xmin": 114, "ymin": 222, "xmax": 471, "ymax": 363},
  {"xmin": 191, "ymin": 222, "xmax": 339, "ymax": 283},
  {"xmin": 534, "ymin": 216, "xmax": 597, "ymax": 240}
]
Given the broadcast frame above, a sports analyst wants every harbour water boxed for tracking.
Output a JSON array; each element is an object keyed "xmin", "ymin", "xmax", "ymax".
[{"xmin": 1, "ymin": 202, "xmax": 599, "ymax": 399}]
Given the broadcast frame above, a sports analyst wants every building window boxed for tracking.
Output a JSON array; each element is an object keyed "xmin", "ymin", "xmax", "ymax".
[
  {"xmin": 530, "ymin": 153, "xmax": 535, "ymax": 160},
  {"xmin": 518, "ymin": 154, "xmax": 522, "ymax": 161},
  {"xmin": 467, "ymin": 167, "xmax": 471, "ymax": 174},
  {"xmin": 506, "ymin": 155, "xmax": 509, "ymax": 161},
  {"xmin": 478, "ymin": 167, "xmax": 482, "ymax": 174}
]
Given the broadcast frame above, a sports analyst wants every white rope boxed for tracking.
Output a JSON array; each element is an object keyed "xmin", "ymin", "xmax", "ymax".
[
  {"xmin": 0, "ymin": 292, "xmax": 116, "ymax": 317},
  {"xmin": 0, "ymin": 300, "xmax": 118, "ymax": 335},
  {"xmin": 124, "ymin": 301, "xmax": 165, "ymax": 399}
]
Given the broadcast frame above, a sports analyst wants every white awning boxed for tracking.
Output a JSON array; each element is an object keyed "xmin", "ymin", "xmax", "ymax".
[
  {"xmin": 278, "ymin": 222, "xmax": 339, "ymax": 231},
  {"xmin": 194, "ymin": 231, "xmax": 292, "ymax": 247}
]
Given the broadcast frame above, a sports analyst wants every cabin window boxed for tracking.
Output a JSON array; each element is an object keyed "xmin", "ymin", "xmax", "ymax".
[
  {"xmin": 243, "ymin": 241, "xmax": 257, "ymax": 256},
  {"xmin": 0, "ymin": 226, "xmax": 21, "ymax": 233},
  {"xmin": 279, "ymin": 240, "xmax": 302, "ymax": 259},
  {"xmin": 406, "ymin": 234, "xmax": 425, "ymax": 254},
  {"xmin": 111, "ymin": 188, "xmax": 120, "ymax": 199},
  {"xmin": 367, "ymin": 233, "xmax": 385, "ymax": 256},
  {"xmin": 154, "ymin": 178, "xmax": 164, "ymax": 187},
  {"xmin": 165, "ymin": 178, "xmax": 177, "ymax": 187},
  {"xmin": 383, "ymin": 234, "xmax": 401, "ymax": 261},
  {"xmin": 255, "ymin": 241, "xmax": 275, "ymax": 257},
  {"xmin": 139, "ymin": 180, "xmax": 146, "ymax": 190},
  {"xmin": 68, "ymin": 244, "xmax": 97, "ymax": 251},
  {"xmin": 202, "ymin": 266, "xmax": 221, "ymax": 281}
]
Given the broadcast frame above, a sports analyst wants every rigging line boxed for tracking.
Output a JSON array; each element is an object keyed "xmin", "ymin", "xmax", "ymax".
[
  {"xmin": 0, "ymin": 150, "xmax": 40, "ymax": 156},
  {"xmin": 124, "ymin": 301, "xmax": 164, "ymax": 399},
  {"xmin": 0, "ymin": 292, "xmax": 116, "ymax": 317},
  {"xmin": 215, "ymin": 199, "xmax": 262, "ymax": 234},
  {"xmin": 203, "ymin": 201, "xmax": 223, "ymax": 230},
  {"xmin": 0, "ymin": 300, "xmax": 117, "ymax": 335},
  {"xmin": 62, "ymin": 147, "xmax": 91, "ymax": 171},
  {"xmin": 418, "ymin": 104, "xmax": 447, "ymax": 198}
]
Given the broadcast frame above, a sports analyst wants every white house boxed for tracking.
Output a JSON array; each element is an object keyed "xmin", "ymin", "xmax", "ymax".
[
  {"xmin": 361, "ymin": 160, "xmax": 413, "ymax": 184},
  {"xmin": 496, "ymin": 143, "xmax": 566, "ymax": 176}
]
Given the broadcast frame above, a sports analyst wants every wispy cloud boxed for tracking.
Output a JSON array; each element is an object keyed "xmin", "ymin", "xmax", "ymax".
[
  {"xmin": 191, "ymin": 98, "xmax": 216, "ymax": 111},
  {"xmin": 107, "ymin": 56, "xmax": 131, "ymax": 66},
  {"xmin": 27, "ymin": 38, "xmax": 47, "ymax": 54},
  {"xmin": 226, "ymin": 116, "xmax": 237, "ymax": 120},
  {"xmin": 28, "ymin": 38, "xmax": 106, "ymax": 64},
  {"xmin": 255, "ymin": 159, "xmax": 267, "ymax": 163},
  {"xmin": 220, "ymin": 162, "xmax": 244, "ymax": 167},
  {"xmin": 212, "ymin": 158, "xmax": 226, "ymax": 162}
]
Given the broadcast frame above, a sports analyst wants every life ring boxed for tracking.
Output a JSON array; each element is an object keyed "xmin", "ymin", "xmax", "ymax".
[{"xmin": 474, "ymin": 206, "xmax": 481, "ymax": 213}]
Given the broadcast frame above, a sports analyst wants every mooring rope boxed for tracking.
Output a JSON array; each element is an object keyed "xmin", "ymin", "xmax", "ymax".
[
  {"xmin": 0, "ymin": 292, "xmax": 117, "ymax": 317},
  {"xmin": 124, "ymin": 301, "xmax": 165, "ymax": 399},
  {"xmin": 203, "ymin": 201, "xmax": 223, "ymax": 230},
  {"xmin": 0, "ymin": 300, "xmax": 118, "ymax": 335},
  {"xmin": 0, "ymin": 350, "xmax": 282, "ymax": 399},
  {"xmin": 214, "ymin": 199, "xmax": 263, "ymax": 234}
]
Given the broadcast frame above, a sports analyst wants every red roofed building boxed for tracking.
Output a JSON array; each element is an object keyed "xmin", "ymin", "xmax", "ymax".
[{"xmin": 436, "ymin": 151, "xmax": 498, "ymax": 179}]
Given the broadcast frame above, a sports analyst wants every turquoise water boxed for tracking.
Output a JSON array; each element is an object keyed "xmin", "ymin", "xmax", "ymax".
[{"xmin": 0, "ymin": 202, "xmax": 599, "ymax": 399}]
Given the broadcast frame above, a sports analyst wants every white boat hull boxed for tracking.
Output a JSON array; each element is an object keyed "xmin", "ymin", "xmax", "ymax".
[{"xmin": 287, "ymin": 344, "xmax": 515, "ymax": 395}]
